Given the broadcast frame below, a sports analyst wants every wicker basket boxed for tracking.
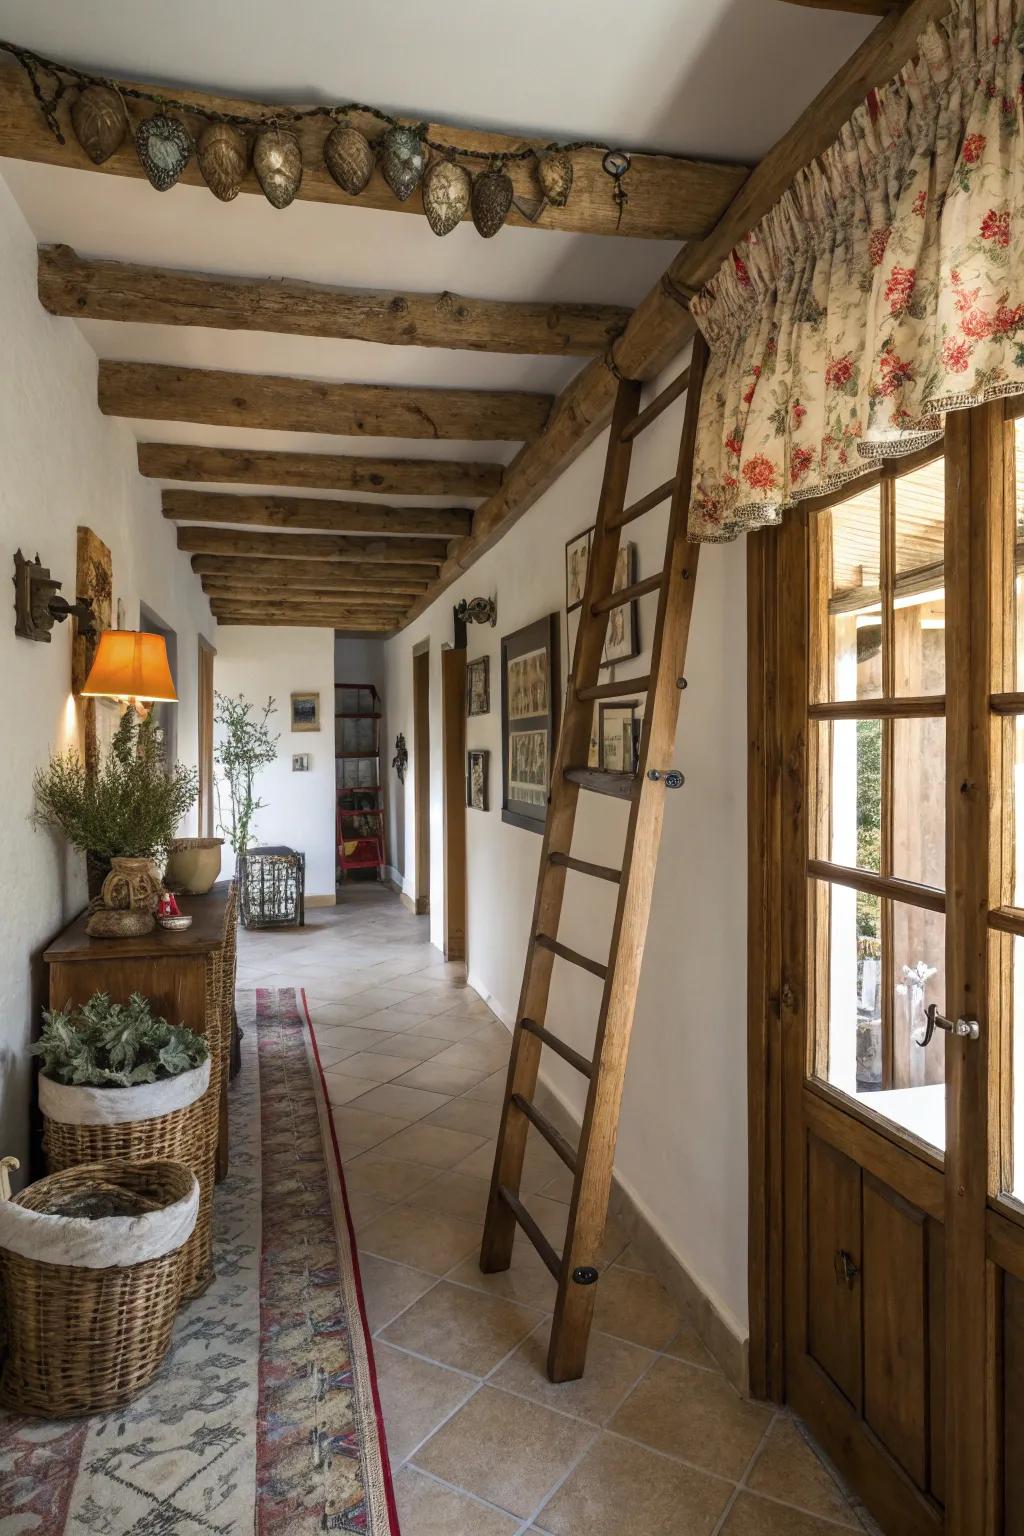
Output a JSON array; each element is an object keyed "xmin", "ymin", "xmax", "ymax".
[
  {"xmin": 41, "ymin": 1059, "xmax": 216, "ymax": 1298},
  {"xmin": 0, "ymin": 1159, "xmax": 198, "ymax": 1417}
]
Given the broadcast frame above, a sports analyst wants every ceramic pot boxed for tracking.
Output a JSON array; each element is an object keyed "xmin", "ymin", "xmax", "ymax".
[
  {"xmin": 164, "ymin": 838, "xmax": 223, "ymax": 895},
  {"xmin": 100, "ymin": 857, "xmax": 162, "ymax": 914}
]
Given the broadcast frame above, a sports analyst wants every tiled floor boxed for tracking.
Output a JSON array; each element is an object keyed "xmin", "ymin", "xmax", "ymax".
[{"xmin": 238, "ymin": 884, "xmax": 878, "ymax": 1536}]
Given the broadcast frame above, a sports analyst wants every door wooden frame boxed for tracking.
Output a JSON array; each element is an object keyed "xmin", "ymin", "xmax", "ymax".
[
  {"xmin": 197, "ymin": 635, "xmax": 216, "ymax": 838},
  {"xmin": 412, "ymin": 644, "xmax": 431, "ymax": 917},
  {"xmin": 441, "ymin": 645, "xmax": 467, "ymax": 961}
]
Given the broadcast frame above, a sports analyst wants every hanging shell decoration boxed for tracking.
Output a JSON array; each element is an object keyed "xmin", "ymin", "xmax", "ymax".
[
  {"xmin": 197, "ymin": 122, "xmax": 248, "ymax": 202},
  {"xmin": 421, "ymin": 157, "xmax": 471, "ymax": 237},
  {"xmin": 380, "ymin": 124, "xmax": 426, "ymax": 202},
  {"xmin": 253, "ymin": 127, "xmax": 303, "ymax": 208},
  {"xmin": 536, "ymin": 151, "xmax": 573, "ymax": 208},
  {"xmin": 70, "ymin": 85, "xmax": 129, "ymax": 166},
  {"xmin": 324, "ymin": 123, "xmax": 374, "ymax": 195},
  {"xmin": 135, "ymin": 114, "xmax": 193, "ymax": 191},
  {"xmin": 471, "ymin": 166, "xmax": 514, "ymax": 238}
]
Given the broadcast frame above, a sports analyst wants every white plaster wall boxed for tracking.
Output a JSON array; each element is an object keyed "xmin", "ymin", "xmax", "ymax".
[
  {"xmin": 382, "ymin": 352, "xmax": 749, "ymax": 1335},
  {"xmin": 0, "ymin": 170, "xmax": 215, "ymax": 1184},
  {"xmin": 214, "ymin": 626, "xmax": 336, "ymax": 898}
]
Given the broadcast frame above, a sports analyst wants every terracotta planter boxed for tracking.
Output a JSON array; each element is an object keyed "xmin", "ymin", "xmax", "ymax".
[
  {"xmin": 165, "ymin": 838, "xmax": 224, "ymax": 895},
  {"xmin": 100, "ymin": 857, "xmax": 162, "ymax": 914}
]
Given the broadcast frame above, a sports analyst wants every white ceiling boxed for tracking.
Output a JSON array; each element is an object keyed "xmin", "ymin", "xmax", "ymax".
[{"xmin": 0, "ymin": 1, "xmax": 875, "ymax": 529}]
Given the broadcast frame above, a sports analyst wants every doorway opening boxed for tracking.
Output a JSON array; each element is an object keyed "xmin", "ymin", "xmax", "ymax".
[{"xmin": 412, "ymin": 645, "xmax": 431, "ymax": 917}]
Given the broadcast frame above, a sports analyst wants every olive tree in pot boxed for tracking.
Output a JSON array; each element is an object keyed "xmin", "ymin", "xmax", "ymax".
[{"xmin": 213, "ymin": 692, "xmax": 279, "ymax": 866}]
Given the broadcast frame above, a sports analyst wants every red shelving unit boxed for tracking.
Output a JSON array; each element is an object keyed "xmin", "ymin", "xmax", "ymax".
[{"xmin": 335, "ymin": 683, "xmax": 385, "ymax": 882}]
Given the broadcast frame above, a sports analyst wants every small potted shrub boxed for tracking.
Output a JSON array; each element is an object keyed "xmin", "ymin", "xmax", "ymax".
[{"xmin": 33, "ymin": 992, "xmax": 216, "ymax": 1295}]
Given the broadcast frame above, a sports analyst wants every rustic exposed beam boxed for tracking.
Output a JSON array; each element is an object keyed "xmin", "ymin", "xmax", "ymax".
[
  {"xmin": 0, "ymin": 63, "xmax": 749, "ymax": 242},
  {"xmin": 190, "ymin": 554, "xmax": 432, "ymax": 588},
  {"xmin": 162, "ymin": 489, "xmax": 471, "ymax": 538},
  {"xmin": 399, "ymin": 0, "xmax": 953, "ymax": 626},
  {"xmin": 99, "ymin": 361, "xmax": 551, "ymax": 441},
  {"xmin": 216, "ymin": 616, "xmax": 398, "ymax": 629},
  {"xmin": 177, "ymin": 527, "xmax": 447, "ymax": 563},
  {"xmin": 203, "ymin": 580, "xmax": 412, "ymax": 609},
  {"xmin": 39, "ymin": 246, "xmax": 630, "ymax": 358},
  {"xmin": 139, "ymin": 442, "xmax": 502, "ymax": 499},
  {"xmin": 782, "ymin": 1, "xmax": 900, "ymax": 13},
  {"xmin": 209, "ymin": 599, "xmax": 398, "ymax": 622}
]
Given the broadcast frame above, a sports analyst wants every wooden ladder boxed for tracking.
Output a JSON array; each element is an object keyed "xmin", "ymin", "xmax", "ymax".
[{"xmin": 479, "ymin": 335, "xmax": 709, "ymax": 1383}]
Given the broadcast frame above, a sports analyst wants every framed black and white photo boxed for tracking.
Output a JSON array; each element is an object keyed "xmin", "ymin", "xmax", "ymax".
[
  {"xmin": 599, "ymin": 702, "xmax": 640, "ymax": 773},
  {"xmin": 291, "ymin": 691, "xmax": 320, "ymax": 731},
  {"xmin": 466, "ymin": 748, "xmax": 489, "ymax": 811},
  {"xmin": 501, "ymin": 613, "xmax": 559, "ymax": 833},
  {"xmin": 565, "ymin": 526, "xmax": 594, "ymax": 613},
  {"xmin": 466, "ymin": 656, "xmax": 490, "ymax": 717},
  {"xmin": 600, "ymin": 543, "xmax": 640, "ymax": 667}
]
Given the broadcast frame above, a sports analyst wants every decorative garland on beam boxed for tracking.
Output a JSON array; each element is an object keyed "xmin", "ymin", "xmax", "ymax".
[{"xmin": 0, "ymin": 40, "xmax": 643, "ymax": 235}]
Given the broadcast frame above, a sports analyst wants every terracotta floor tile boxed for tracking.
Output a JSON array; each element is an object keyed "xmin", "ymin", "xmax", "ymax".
[
  {"xmin": 491, "ymin": 1323, "xmax": 654, "ymax": 1424},
  {"xmin": 333, "ymin": 1049, "xmax": 423, "ymax": 1082},
  {"xmin": 591, "ymin": 1265, "xmax": 683, "ymax": 1350},
  {"xmin": 391, "ymin": 1059, "xmax": 490, "ymax": 1095},
  {"xmin": 383, "ymin": 991, "xmax": 462, "ymax": 1019},
  {"xmin": 534, "ymin": 1432, "xmax": 732, "ymax": 1536},
  {"xmin": 375, "ymin": 1122, "xmax": 487, "ymax": 1169},
  {"xmin": 446, "ymin": 1246, "xmax": 558, "ymax": 1311},
  {"xmin": 747, "ymin": 1417, "xmax": 861, "ymax": 1528},
  {"xmin": 373, "ymin": 1342, "xmax": 476, "ymax": 1464},
  {"xmin": 610, "ymin": 1357, "xmax": 773, "ymax": 1479},
  {"xmin": 343, "ymin": 1151, "xmax": 440, "ymax": 1202},
  {"xmin": 330, "ymin": 1104, "xmax": 410, "ymax": 1153},
  {"xmin": 309, "ymin": 1022, "xmax": 390, "ymax": 1056},
  {"xmin": 346, "ymin": 1081, "xmax": 451, "ymax": 1122},
  {"xmin": 322, "ymin": 1070, "xmax": 384, "ymax": 1106},
  {"xmin": 392, "ymin": 1466, "xmax": 521, "ymax": 1535},
  {"xmin": 536, "ymin": 1168, "xmax": 574, "ymax": 1203},
  {"xmin": 721, "ymin": 1491, "xmax": 852, "ymax": 1535},
  {"xmin": 346, "ymin": 1189, "xmax": 391, "ymax": 1231},
  {"xmin": 614, "ymin": 1241, "xmax": 654, "ymax": 1274},
  {"xmin": 461, "ymin": 1070, "xmax": 508, "ymax": 1103},
  {"xmin": 425, "ymin": 1095, "xmax": 502, "ymax": 1139},
  {"xmin": 411, "ymin": 1170, "xmax": 492, "ymax": 1225},
  {"xmin": 358, "ymin": 1254, "xmax": 437, "ymax": 1332},
  {"xmin": 359, "ymin": 1203, "xmax": 481, "ymax": 1276},
  {"xmin": 663, "ymin": 1327, "xmax": 722, "ymax": 1371},
  {"xmin": 414, "ymin": 1386, "xmax": 594, "ymax": 1519},
  {"xmin": 381, "ymin": 1280, "xmax": 540, "ymax": 1375},
  {"xmin": 365, "ymin": 1031, "xmax": 452, "ymax": 1062},
  {"xmin": 429, "ymin": 1038, "xmax": 512, "ymax": 1076},
  {"xmin": 405, "ymin": 1010, "xmax": 494, "ymax": 1043},
  {"xmin": 524, "ymin": 1193, "xmax": 627, "ymax": 1268}
]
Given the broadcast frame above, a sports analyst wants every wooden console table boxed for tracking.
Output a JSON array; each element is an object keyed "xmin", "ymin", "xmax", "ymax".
[{"xmin": 44, "ymin": 882, "xmax": 237, "ymax": 1180}]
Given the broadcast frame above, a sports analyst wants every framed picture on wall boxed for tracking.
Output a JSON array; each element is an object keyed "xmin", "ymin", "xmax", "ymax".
[
  {"xmin": 600, "ymin": 543, "xmax": 640, "ymax": 667},
  {"xmin": 599, "ymin": 701, "xmax": 640, "ymax": 773},
  {"xmin": 467, "ymin": 748, "xmax": 489, "ymax": 810},
  {"xmin": 565, "ymin": 526, "xmax": 594, "ymax": 613},
  {"xmin": 466, "ymin": 656, "xmax": 490, "ymax": 717},
  {"xmin": 291, "ymin": 691, "xmax": 320, "ymax": 731},
  {"xmin": 501, "ymin": 613, "xmax": 559, "ymax": 834}
]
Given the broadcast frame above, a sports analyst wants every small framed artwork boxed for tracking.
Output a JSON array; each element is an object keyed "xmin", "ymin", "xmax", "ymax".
[
  {"xmin": 291, "ymin": 691, "xmax": 320, "ymax": 731},
  {"xmin": 292, "ymin": 753, "xmax": 311, "ymax": 772},
  {"xmin": 467, "ymin": 748, "xmax": 489, "ymax": 810},
  {"xmin": 501, "ymin": 614, "xmax": 559, "ymax": 834},
  {"xmin": 599, "ymin": 702, "xmax": 640, "ymax": 773},
  {"xmin": 466, "ymin": 656, "xmax": 490, "ymax": 717},
  {"xmin": 565, "ymin": 526, "xmax": 594, "ymax": 613},
  {"xmin": 601, "ymin": 543, "xmax": 640, "ymax": 668}
]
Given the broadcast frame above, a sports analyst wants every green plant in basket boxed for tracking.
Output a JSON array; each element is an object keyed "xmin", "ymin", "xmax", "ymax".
[{"xmin": 32, "ymin": 992, "xmax": 209, "ymax": 1087}]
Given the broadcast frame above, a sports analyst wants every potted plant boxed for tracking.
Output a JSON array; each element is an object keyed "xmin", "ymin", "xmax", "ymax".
[
  {"xmin": 32, "ymin": 992, "xmax": 216, "ymax": 1296},
  {"xmin": 213, "ymin": 691, "xmax": 278, "ymax": 859},
  {"xmin": 34, "ymin": 709, "xmax": 199, "ymax": 900}
]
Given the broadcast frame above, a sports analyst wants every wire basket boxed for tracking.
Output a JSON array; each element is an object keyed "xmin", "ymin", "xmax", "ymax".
[{"xmin": 0, "ymin": 1159, "xmax": 198, "ymax": 1417}]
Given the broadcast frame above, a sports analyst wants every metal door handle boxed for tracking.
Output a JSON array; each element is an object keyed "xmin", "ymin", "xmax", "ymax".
[{"xmin": 913, "ymin": 1003, "xmax": 980, "ymax": 1048}]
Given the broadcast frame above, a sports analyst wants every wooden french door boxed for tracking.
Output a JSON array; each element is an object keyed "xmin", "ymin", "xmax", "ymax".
[{"xmin": 754, "ymin": 399, "xmax": 1024, "ymax": 1535}]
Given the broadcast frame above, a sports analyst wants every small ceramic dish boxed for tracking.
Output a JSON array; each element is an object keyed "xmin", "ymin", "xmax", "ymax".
[{"xmin": 157, "ymin": 914, "xmax": 193, "ymax": 932}]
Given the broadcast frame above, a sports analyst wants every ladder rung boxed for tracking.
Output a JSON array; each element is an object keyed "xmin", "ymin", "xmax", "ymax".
[
  {"xmin": 511, "ymin": 1093, "xmax": 578, "ymax": 1172},
  {"xmin": 520, "ymin": 1017, "xmax": 595, "ymax": 1077},
  {"xmin": 576, "ymin": 675, "xmax": 650, "ymax": 703},
  {"xmin": 619, "ymin": 365, "xmax": 690, "ymax": 443},
  {"xmin": 607, "ymin": 479, "xmax": 674, "ymax": 531},
  {"xmin": 549, "ymin": 852, "xmax": 621, "ymax": 885},
  {"xmin": 535, "ymin": 933, "xmax": 608, "ymax": 980},
  {"xmin": 591, "ymin": 571, "xmax": 664, "ymax": 616},
  {"xmin": 564, "ymin": 766, "xmax": 637, "ymax": 801},
  {"xmin": 498, "ymin": 1185, "xmax": 561, "ymax": 1278}
]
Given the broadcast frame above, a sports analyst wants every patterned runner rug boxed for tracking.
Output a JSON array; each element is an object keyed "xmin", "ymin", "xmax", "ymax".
[{"xmin": 0, "ymin": 986, "xmax": 398, "ymax": 1535}]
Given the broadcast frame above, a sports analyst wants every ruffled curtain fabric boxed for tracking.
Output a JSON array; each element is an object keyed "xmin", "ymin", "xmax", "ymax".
[{"xmin": 689, "ymin": 0, "xmax": 1024, "ymax": 542}]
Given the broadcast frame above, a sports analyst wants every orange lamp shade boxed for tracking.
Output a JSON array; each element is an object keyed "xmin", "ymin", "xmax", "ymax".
[{"xmin": 80, "ymin": 631, "xmax": 178, "ymax": 703}]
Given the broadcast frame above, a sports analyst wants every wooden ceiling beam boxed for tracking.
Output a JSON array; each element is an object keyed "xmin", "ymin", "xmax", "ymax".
[
  {"xmin": 209, "ymin": 599, "xmax": 398, "ymax": 622},
  {"xmin": 99, "ymin": 361, "xmax": 551, "ymax": 441},
  {"xmin": 0, "ymin": 63, "xmax": 749, "ymax": 242},
  {"xmin": 39, "ymin": 246, "xmax": 630, "ymax": 358},
  {"xmin": 139, "ymin": 443, "xmax": 503, "ymax": 498},
  {"xmin": 399, "ymin": 0, "xmax": 953, "ymax": 626},
  {"xmin": 190, "ymin": 554, "xmax": 432, "ymax": 588},
  {"xmin": 162, "ymin": 489, "xmax": 471, "ymax": 537},
  {"xmin": 177, "ymin": 526, "xmax": 448, "ymax": 563},
  {"xmin": 781, "ymin": 2, "xmax": 901, "ymax": 14},
  {"xmin": 202, "ymin": 579, "xmax": 412, "ymax": 608},
  {"xmin": 216, "ymin": 616, "xmax": 398, "ymax": 629}
]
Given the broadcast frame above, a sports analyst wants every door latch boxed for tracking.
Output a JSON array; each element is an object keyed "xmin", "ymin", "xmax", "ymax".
[
  {"xmin": 913, "ymin": 1004, "xmax": 980, "ymax": 1049},
  {"xmin": 834, "ymin": 1250, "xmax": 859, "ymax": 1288}
]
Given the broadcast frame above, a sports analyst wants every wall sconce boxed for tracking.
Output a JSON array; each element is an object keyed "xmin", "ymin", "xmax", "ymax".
[
  {"xmin": 81, "ymin": 630, "xmax": 178, "ymax": 717},
  {"xmin": 13, "ymin": 550, "xmax": 97, "ymax": 643},
  {"xmin": 453, "ymin": 595, "xmax": 497, "ymax": 648}
]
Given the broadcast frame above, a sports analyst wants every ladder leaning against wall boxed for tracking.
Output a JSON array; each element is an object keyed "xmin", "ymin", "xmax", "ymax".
[{"xmin": 479, "ymin": 333, "xmax": 709, "ymax": 1383}]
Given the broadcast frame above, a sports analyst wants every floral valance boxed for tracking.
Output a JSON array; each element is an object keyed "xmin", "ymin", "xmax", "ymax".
[{"xmin": 688, "ymin": 0, "xmax": 1024, "ymax": 542}]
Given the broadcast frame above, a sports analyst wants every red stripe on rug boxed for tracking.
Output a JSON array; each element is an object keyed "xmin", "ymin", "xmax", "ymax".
[{"xmin": 301, "ymin": 986, "xmax": 402, "ymax": 1536}]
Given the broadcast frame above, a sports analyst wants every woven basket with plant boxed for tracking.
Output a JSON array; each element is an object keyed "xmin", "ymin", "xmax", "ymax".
[
  {"xmin": 34, "ymin": 993, "xmax": 216, "ymax": 1296},
  {"xmin": 0, "ymin": 1158, "xmax": 198, "ymax": 1417}
]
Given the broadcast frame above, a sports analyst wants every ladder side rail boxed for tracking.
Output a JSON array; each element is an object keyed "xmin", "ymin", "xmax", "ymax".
[
  {"xmin": 547, "ymin": 334, "xmax": 709, "ymax": 1382},
  {"xmin": 480, "ymin": 377, "xmax": 643, "ymax": 1274}
]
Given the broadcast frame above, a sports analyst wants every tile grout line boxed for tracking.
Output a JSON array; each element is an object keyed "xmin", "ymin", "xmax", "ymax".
[{"xmin": 707, "ymin": 1412, "xmax": 779, "ymax": 1536}]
